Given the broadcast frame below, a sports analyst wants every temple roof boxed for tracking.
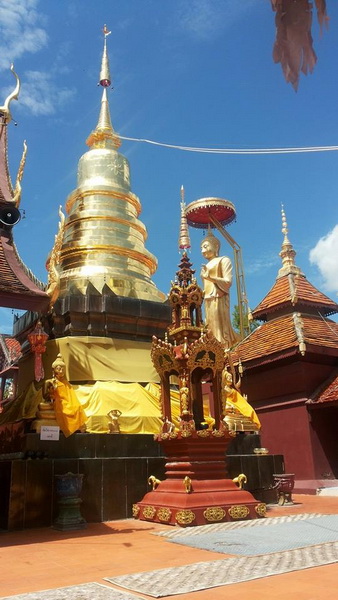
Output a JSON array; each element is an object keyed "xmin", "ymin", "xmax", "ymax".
[
  {"xmin": 0, "ymin": 231, "xmax": 48, "ymax": 311},
  {"xmin": 0, "ymin": 66, "xmax": 49, "ymax": 313},
  {"xmin": 308, "ymin": 369, "xmax": 338, "ymax": 405},
  {"xmin": 232, "ymin": 208, "xmax": 338, "ymax": 368},
  {"xmin": 0, "ymin": 334, "xmax": 22, "ymax": 374},
  {"xmin": 232, "ymin": 313, "xmax": 338, "ymax": 368},
  {"xmin": 252, "ymin": 207, "xmax": 338, "ymax": 321},
  {"xmin": 252, "ymin": 273, "xmax": 338, "ymax": 321}
]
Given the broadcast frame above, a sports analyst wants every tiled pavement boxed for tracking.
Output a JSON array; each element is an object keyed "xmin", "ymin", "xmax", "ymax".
[{"xmin": 1, "ymin": 495, "xmax": 338, "ymax": 600}]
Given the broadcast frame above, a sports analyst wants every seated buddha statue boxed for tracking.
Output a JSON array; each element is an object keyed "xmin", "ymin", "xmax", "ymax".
[
  {"xmin": 31, "ymin": 382, "xmax": 59, "ymax": 433},
  {"xmin": 42, "ymin": 354, "xmax": 87, "ymax": 437},
  {"xmin": 222, "ymin": 369, "xmax": 260, "ymax": 433}
]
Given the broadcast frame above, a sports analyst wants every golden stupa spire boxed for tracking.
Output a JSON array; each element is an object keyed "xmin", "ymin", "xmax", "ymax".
[
  {"xmin": 54, "ymin": 26, "xmax": 165, "ymax": 303},
  {"xmin": 277, "ymin": 205, "xmax": 302, "ymax": 278},
  {"xmin": 178, "ymin": 185, "xmax": 191, "ymax": 251},
  {"xmin": 86, "ymin": 25, "xmax": 120, "ymax": 149}
]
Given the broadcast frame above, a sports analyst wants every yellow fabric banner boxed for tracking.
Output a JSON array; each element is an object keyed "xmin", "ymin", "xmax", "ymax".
[{"xmin": 17, "ymin": 337, "xmax": 159, "ymax": 393}]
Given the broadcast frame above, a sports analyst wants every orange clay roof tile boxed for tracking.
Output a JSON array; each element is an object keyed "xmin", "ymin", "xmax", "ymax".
[
  {"xmin": 232, "ymin": 314, "xmax": 338, "ymax": 365},
  {"xmin": 314, "ymin": 375, "xmax": 338, "ymax": 403},
  {"xmin": 253, "ymin": 274, "xmax": 338, "ymax": 320}
]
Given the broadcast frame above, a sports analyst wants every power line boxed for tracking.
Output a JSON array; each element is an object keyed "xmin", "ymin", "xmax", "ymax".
[{"xmin": 120, "ymin": 135, "xmax": 338, "ymax": 155}]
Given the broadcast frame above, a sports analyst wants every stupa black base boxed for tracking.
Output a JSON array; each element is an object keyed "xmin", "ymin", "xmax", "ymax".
[{"xmin": 134, "ymin": 431, "xmax": 266, "ymax": 527}]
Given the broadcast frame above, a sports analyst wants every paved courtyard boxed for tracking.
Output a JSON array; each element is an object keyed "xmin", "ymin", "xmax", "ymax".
[{"xmin": 1, "ymin": 494, "xmax": 338, "ymax": 599}]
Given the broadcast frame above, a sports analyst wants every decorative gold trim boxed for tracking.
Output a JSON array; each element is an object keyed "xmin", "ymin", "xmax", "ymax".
[
  {"xmin": 228, "ymin": 505, "xmax": 250, "ymax": 520},
  {"xmin": 175, "ymin": 510, "xmax": 195, "ymax": 525},
  {"xmin": 197, "ymin": 429, "xmax": 210, "ymax": 437},
  {"xmin": 203, "ymin": 507, "xmax": 226, "ymax": 522},
  {"xmin": 65, "ymin": 215, "xmax": 147, "ymax": 239},
  {"xmin": 157, "ymin": 507, "xmax": 172, "ymax": 522},
  {"xmin": 183, "ymin": 476, "xmax": 192, "ymax": 493},
  {"xmin": 142, "ymin": 505, "xmax": 156, "ymax": 519},
  {"xmin": 212, "ymin": 429, "xmax": 225, "ymax": 437},
  {"xmin": 255, "ymin": 503, "xmax": 267, "ymax": 517},
  {"xmin": 132, "ymin": 504, "xmax": 140, "ymax": 517},
  {"xmin": 66, "ymin": 188, "xmax": 141, "ymax": 215},
  {"xmin": 60, "ymin": 244, "xmax": 157, "ymax": 274},
  {"xmin": 187, "ymin": 330, "xmax": 225, "ymax": 373}
]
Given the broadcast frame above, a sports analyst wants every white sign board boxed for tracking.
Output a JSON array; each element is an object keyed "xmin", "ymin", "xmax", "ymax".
[{"xmin": 40, "ymin": 425, "xmax": 60, "ymax": 441}]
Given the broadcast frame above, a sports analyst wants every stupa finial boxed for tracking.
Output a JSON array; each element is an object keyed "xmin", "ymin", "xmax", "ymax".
[
  {"xmin": 277, "ymin": 205, "xmax": 302, "ymax": 278},
  {"xmin": 178, "ymin": 185, "xmax": 191, "ymax": 251},
  {"xmin": 86, "ymin": 25, "xmax": 121, "ymax": 149},
  {"xmin": 99, "ymin": 25, "xmax": 112, "ymax": 87}
]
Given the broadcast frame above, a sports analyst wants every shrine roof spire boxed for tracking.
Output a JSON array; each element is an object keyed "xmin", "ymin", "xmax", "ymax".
[
  {"xmin": 178, "ymin": 185, "xmax": 191, "ymax": 251},
  {"xmin": 86, "ymin": 25, "xmax": 121, "ymax": 149},
  {"xmin": 277, "ymin": 205, "xmax": 302, "ymax": 278}
]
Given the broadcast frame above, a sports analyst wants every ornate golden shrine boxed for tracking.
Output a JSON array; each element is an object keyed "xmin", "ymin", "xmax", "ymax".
[
  {"xmin": 152, "ymin": 251, "xmax": 226, "ymax": 434},
  {"xmin": 135, "ymin": 216, "xmax": 265, "ymax": 526}
]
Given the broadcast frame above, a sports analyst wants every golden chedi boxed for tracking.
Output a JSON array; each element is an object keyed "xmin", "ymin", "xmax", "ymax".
[{"xmin": 55, "ymin": 28, "xmax": 165, "ymax": 303}]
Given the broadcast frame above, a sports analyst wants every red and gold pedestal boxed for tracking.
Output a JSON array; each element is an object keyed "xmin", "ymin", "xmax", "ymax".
[{"xmin": 133, "ymin": 430, "xmax": 266, "ymax": 527}]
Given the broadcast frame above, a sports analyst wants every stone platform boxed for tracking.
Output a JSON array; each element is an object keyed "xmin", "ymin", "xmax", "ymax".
[{"xmin": 0, "ymin": 429, "xmax": 284, "ymax": 530}]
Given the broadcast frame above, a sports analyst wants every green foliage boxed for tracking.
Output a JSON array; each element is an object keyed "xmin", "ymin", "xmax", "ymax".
[{"xmin": 232, "ymin": 305, "xmax": 259, "ymax": 335}]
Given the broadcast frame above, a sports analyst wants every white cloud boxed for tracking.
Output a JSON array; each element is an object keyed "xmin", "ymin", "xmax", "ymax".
[
  {"xmin": 246, "ymin": 254, "xmax": 279, "ymax": 275},
  {"xmin": 309, "ymin": 225, "xmax": 338, "ymax": 293},
  {"xmin": 0, "ymin": 1, "xmax": 75, "ymax": 116},
  {"xmin": 19, "ymin": 70, "xmax": 75, "ymax": 116},
  {"xmin": 0, "ymin": 0, "xmax": 48, "ymax": 70},
  {"xmin": 178, "ymin": 0, "xmax": 258, "ymax": 41}
]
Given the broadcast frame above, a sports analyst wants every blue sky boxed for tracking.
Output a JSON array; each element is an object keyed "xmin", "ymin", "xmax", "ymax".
[{"xmin": 1, "ymin": 0, "xmax": 338, "ymax": 332}]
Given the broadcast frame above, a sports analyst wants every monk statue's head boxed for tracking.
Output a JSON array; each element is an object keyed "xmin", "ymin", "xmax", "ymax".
[
  {"xmin": 52, "ymin": 353, "xmax": 66, "ymax": 380},
  {"xmin": 201, "ymin": 231, "xmax": 220, "ymax": 259}
]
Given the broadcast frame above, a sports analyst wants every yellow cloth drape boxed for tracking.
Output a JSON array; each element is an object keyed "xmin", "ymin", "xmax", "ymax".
[
  {"xmin": 17, "ymin": 337, "xmax": 159, "ymax": 393},
  {"xmin": 225, "ymin": 388, "xmax": 261, "ymax": 428},
  {"xmin": 53, "ymin": 379, "xmax": 87, "ymax": 437},
  {"xmin": 1, "ymin": 380, "xmax": 227, "ymax": 434}
]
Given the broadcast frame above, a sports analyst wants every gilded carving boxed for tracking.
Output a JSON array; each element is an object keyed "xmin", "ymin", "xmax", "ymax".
[
  {"xmin": 13, "ymin": 140, "xmax": 27, "ymax": 207},
  {"xmin": 197, "ymin": 429, "xmax": 210, "ymax": 437},
  {"xmin": 157, "ymin": 507, "xmax": 172, "ymax": 522},
  {"xmin": 186, "ymin": 330, "xmax": 224, "ymax": 373},
  {"xmin": 142, "ymin": 505, "xmax": 156, "ymax": 519},
  {"xmin": 179, "ymin": 386, "xmax": 190, "ymax": 412},
  {"xmin": 132, "ymin": 504, "xmax": 140, "ymax": 517},
  {"xmin": 148, "ymin": 475, "xmax": 161, "ymax": 490},
  {"xmin": 228, "ymin": 505, "xmax": 250, "ymax": 520},
  {"xmin": 255, "ymin": 503, "xmax": 267, "ymax": 517},
  {"xmin": 175, "ymin": 510, "xmax": 195, "ymax": 525},
  {"xmin": 183, "ymin": 476, "xmax": 192, "ymax": 493},
  {"xmin": 232, "ymin": 473, "xmax": 247, "ymax": 489},
  {"xmin": 211, "ymin": 429, "xmax": 225, "ymax": 437},
  {"xmin": 46, "ymin": 205, "xmax": 65, "ymax": 307},
  {"xmin": 203, "ymin": 507, "xmax": 226, "ymax": 522},
  {"xmin": 151, "ymin": 339, "xmax": 179, "ymax": 376}
]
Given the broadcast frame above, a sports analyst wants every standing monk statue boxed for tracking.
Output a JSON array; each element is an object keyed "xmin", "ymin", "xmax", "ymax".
[
  {"xmin": 43, "ymin": 354, "xmax": 87, "ymax": 437},
  {"xmin": 200, "ymin": 231, "xmax": 239, "ymax": 348}
]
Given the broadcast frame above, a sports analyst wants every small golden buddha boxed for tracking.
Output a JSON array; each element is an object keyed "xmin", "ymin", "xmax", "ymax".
[
  {"xmin": 42, "ymin": 354, "xmax": 87, "ymax": 437},
  {"xmin": 222, "ymin": 369, "xmax": 260, "ymax": 433}
]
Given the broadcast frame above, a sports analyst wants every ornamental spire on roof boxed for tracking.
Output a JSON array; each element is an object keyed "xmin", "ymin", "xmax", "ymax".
[
  {"xmin": 86, "ymin": 25, "xmax": 121, "ymax": 150},
  {"xmin": 277, "ymin": 205, "xmax": 302, "ymax": 278},
  {"xmin": 178, "ymin": 185, "xmax": 191, "ymax": 251}
]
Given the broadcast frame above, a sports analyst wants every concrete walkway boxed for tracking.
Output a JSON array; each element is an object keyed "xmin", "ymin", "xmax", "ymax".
[{"xmin": 1, "ymin": 495, "xmax": 338, "ymax": 599}]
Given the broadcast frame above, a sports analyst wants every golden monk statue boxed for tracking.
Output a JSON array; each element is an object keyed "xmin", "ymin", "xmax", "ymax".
[
  {"xmin": 43, "ymin": 354, "xmax": 87, "ymax": 437},
  {"xmin": 222, "ymin": 369, "xmax": 260, "ymax": 432},
  {"xmin": 200, "ymin": 232, "xmax": 239, "ymax": 348}
]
